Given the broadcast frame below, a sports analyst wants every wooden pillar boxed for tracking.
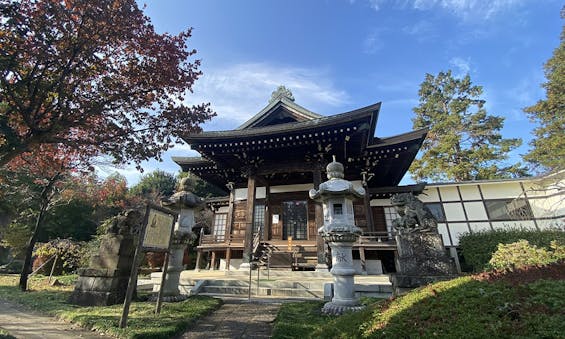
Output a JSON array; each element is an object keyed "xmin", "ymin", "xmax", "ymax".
[
  {"xmin": 313, "ymin": 166, "xmax": 328, "ymax": 270},
  {"xmin": 225, "ymin": 182, "xmax": 235, "ymax": 242},
  {"xmin": 210, "ymin": 251, "xmax": 217, "ymax": 270},
  {"xmin": 194, "ymin": 250, "xmax": 202, "ymax": 271},
  {"xmin": 226, "ymin": 248, "xmax": 232, "ymax": 271},
  {"xmin": 359, "ymin": 246, "xmax": 367, "ymax": 275},
  {"xmin": 263, "ymin": 181, "xmax": 270, "ymax": 242},
  {"xmin": 364, "ymin": 185, "xmax": 375, "ymax": 233},
  {"xmin": 242, "ymin": 173, "xmax": 256, "ymax": 264}
]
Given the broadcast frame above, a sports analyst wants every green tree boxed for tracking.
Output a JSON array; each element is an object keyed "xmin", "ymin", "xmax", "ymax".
[
  {"xmin": 130, "ymin": 170, "xmax": 177, "ymax": 201},
  {"xmin": 523, "ymin": 10, "xmax": 565, "ymax": 172},
  {"xmin": 177, "ymin": 172, "xmax": 227, "ymax": 198},
  {"xmin": 410, "ymin": 70, "xmax": 526, "ymax": 182}
]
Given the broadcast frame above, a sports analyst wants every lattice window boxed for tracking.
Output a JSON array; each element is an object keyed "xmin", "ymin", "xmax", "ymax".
[
  {"xmin": 485, "ymin": 199, "xmax": 533, "ymax": 221},
  {"xmin": 253, "ymin": 203, "xmax": 265, "ymax": 235},
  {"xmin": 383, "ymin": 206, "xmax": 399, "ymax": 238},
  {"xmin": 213, "ymin": 213, "xmax": 227, "ymax": 242},
  {"xmin": 424, "ymin": 202, "xmax": 446, "ymax": 222}
]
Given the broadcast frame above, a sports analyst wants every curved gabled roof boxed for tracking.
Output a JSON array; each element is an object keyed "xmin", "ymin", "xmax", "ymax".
[{"xmin": 175, "ymin": 96, "xmax": 427, "ymax": 189}]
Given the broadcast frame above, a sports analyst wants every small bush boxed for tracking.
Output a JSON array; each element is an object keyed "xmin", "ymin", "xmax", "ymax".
[
  {"xmin": 458, "ymin": 228, "xmax": 565, "ymax": 272},
  {"xmin": 33, "ymin": 239, "xmax": 85, "ymax": 275},
  {"xmin": 488, "ymin": 240, "xmax": 565, "ymax": 271}
]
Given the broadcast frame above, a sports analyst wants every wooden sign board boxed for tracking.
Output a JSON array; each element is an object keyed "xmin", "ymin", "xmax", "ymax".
[
  {"xmin": 120, "ymin": 204, "xmax": 177, "ymax": 328},
  {"xmin": 143, "ymin": 207, "xmax": 176, "ymax": 251}
]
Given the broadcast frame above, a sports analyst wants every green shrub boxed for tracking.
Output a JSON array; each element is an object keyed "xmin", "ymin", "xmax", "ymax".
[
  {"xmin": 488, "ymin": 240, "xmax": 565, "ymax": 271},
  {"xmin": 459, "ymin": 228, "xmax": 565, "ymax": 272},
  {"xmin": 33, "ymin": 239, "xmax": 85, "ymax": 275}
]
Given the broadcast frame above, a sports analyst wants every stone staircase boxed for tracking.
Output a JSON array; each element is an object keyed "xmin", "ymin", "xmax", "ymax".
[
  {"xmin": 253, "ymin": 238, "xmax": 319, "ymax": 270},
  {"xmin": 147, "ymin": 269, "xmax": 394, "ymax": 300}
]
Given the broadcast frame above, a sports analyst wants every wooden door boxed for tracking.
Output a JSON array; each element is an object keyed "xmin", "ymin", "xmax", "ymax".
[{"xmin": 282, "ymin": 201, "xmax": 308, "ymax": 240}]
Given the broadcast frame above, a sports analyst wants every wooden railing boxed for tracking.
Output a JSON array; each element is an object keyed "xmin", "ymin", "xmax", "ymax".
[
  {"xmin": 200, "ymin": 230, "xmax": 395, "ymax": 245},
  {"xmin": 200, "ymin": 232, "xmax": 245, "ymax": 245},
  {"xmin": 357, "ymin": 231, "xmax": 395, "ymax": 244}
]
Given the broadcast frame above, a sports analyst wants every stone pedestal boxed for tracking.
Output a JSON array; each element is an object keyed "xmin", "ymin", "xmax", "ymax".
[
  {"xmin": 155, "ymin": 178, "xmax": 203, "ymax": 301},
  {"xmin": 150, "ymin": 243, "xmax": 188, "ymax": 302},
  {"xmin": 392, "ymin": 233, "xmax": 458, "ymax": 294},
  {"xmin": 309, "ymin": 158, "xmax": 366, "ymax": 316},
  {"xmin": 70, "ymin": 234, "xmax": 135, "ymax": 306},
  {"xmin": 322, "ymin": 237, "xmax": 365, "ymax": 315}
]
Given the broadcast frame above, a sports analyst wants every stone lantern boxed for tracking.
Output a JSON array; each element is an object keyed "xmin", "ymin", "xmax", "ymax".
[
  {"xmin": 309, "ymin": 157, "xmax": 366, "ymax": 315},
  {"xmin": 155, "ymin": 177, "xmax": 204, "ymax": 301}
]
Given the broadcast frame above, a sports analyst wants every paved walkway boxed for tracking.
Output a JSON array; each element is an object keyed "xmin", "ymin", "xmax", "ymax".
[
  {"xmin": 178, "ymin": 300, "xmax": 281, "ymax": 339},
  {"xmin": 0, "ymin": 299, "xmax": 105, "ymax": 339}
]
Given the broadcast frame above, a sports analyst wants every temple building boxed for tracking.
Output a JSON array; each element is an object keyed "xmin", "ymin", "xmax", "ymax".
[{"xmin": 174, "ymin": 87, "xmax": 565, "ymax": 273}]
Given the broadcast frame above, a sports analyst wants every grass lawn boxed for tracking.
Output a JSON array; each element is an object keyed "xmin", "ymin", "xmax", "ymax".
[
  {"xmin": 273, "ymin": 275, "xmax": 565, "ymax": 338},
  {"xmin": 0, "ymin": 274, "xmax": 222, "ymax": 338}
]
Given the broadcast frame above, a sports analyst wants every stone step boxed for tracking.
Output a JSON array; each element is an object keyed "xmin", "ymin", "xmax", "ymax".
[
  {"xmin": 198, "ymin": 279, "xmax": 326, "ymax": 289},
  {"xmin": 225, "ymin": 269, "xmax": 333, "ymax": 278},
  {"xmin": 200, "ymin": 285, "xmax": 324, "ymax": 299},
  {"xmin": 354, "ymin": 283, "xmax": 393, "ymax": 293}
]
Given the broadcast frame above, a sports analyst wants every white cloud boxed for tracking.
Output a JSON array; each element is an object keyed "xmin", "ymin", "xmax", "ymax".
[
  {"xmin": 190, "ymin": 62, "xmax": 349, "ymax": 130},
  {"xmin": 402, "ymin": 20, "xmax": 437, "ymax": 42},
  {"xmin": 449, "ymin": 57, "xmax": 472, "ymax": 77},
  {"xmin": 364, "ymin": 0, "xmax": 525, "ymax": 20},
  {"xmin": 97, "ymin": 62, "xmax": 350, "ymax": 186},
  {"xmin": 363, "ymin": 30, "xmax": 385, "ymax": 54},
  {"xmin": 368, "ymin": 0, "xmax": 385, "ymax": 11}
]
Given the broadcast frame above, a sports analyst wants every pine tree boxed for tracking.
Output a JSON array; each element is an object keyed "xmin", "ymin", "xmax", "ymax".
[
  {"xmin": 410, "ymin": 70, "xmax": 526, "ymax": 182},
  {"xmin": 523, "ymin": 10, "xmax": 565, "ymax": 172}
]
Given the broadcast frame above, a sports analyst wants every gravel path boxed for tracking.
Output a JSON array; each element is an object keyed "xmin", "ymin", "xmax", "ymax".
[
  {"xmin": 178, "ymin": 300, "xmax": 281, "ymax": 339},
  {"xmin": 0, "ymin": 299, "xmax": 105, "ymax": 339}
]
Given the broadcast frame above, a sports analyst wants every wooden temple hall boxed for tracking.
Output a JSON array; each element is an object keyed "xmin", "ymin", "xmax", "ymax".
[{"xmin": 174, "ymin": 87, "xmax": 428, "ymax": 273}]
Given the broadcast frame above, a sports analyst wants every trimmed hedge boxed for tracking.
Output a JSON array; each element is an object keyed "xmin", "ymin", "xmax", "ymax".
[
  {"xmin": 488, "ymin": 240, "xmax": 565, "ymax": 271},
  {"xmin": 459, "ymin": 228, "xmax": 565, "ymax": 272}
]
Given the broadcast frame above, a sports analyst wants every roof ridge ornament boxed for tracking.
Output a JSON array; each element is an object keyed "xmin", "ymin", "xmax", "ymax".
[{"xmin": 269, "ymin": 85, "xmax": 295, "ymax": 103}]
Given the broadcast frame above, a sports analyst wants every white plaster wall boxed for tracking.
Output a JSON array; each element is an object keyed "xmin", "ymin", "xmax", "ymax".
[
  {"xmin": 448, "ymin": 223, "xmax": 469, "ymax": 246},
  {"xmin": 235, "ymin": 188, "xmax": 247, "ymax": 201},
  {"xmin": 523, "ymin": 179, "xmax": 562, "ymax": 198},
  {"xmin": 419, "ymin": 188, "xmax": 440, "ymax": 202},
  {"xmin": 459, "ymin": 185, "xmax": 481, "ymax": 200},
  {"xmin": 439, "ymin": 186, "xmax": 460, "ymax": 201},
  {"xmin": 480, "ymin": 182, "xmax": 523, "ymax": 199},
  {"xmin": 537, "ymin": 219, "xmax": 565, "ymax": 230},
  {"xmin": 353, "ymin": 259, "xmax": 383, "ymax": 275},
  {"xmin": 491, "ymin": 221, "xmax": 536, "ymax": 230},
  {"xmin": 529, "ymin": 195, "xmax": 565, "ymax": 218},
  {"xmin": 256, "ymin": 187, "xmax": 266, "ymax": 199},
  {"xmin": 463, "ymin": 202, "xmax": 488, "ymax": 220},
  {"xmin": 270, "ymin": 183, "xmax": 314, "ymax": 194},
  {"xmin": 437, "ymin": 223, "xmax": 451, "ymax": 246},
  {"xmin": 219, "ymin": 259, "xmax": 242, "ymax": 270},
  {"xmin": 469, "ymin": 222, "xmax": 492, "ymax": 233},
  {"xmin": 216, "ymin": 206, "xmax": 229, "ymax": 213},
  {"xmin": 443, "ymin": 203, "xmax": 466, "ymax": 221},
  {"xmin": 234, "ymin": 186, "xmax": 267, "ymax": 200},
  {"xmin": 370, "ymin": 199, "xmax": 391, "ymax": 207}
]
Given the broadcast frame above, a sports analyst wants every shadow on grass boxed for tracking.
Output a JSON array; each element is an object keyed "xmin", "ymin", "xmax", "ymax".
[
  {"xmin": 273, "ymin": 276, "xmax": 565, "ymax": 338},
  {"xmin": 0, "ymin": 275, "xmax": 222, "ymax": 339}
]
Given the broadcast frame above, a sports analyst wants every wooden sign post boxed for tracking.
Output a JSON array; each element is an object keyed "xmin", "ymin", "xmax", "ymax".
[{"xmin": 120, "ymin": 204, "xmax": 177, "ymax": 328}]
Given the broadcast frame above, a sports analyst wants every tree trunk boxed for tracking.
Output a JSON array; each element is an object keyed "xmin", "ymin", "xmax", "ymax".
[
  {"xmin": 19, "ymin": 206, "xmax": 46, "ymax": 291},
  {"xmin": 18, "ymin": 173, "xmax": 60, "ymax": 291}
]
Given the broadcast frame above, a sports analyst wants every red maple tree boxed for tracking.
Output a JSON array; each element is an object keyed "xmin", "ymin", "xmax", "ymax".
[
  {"xmin": 0, "ymin": 0, "xmax": 214, "ymax": 168},
  {"xmin": 2, "ymin": 143, "xmax": 89, "ymax": 290}
]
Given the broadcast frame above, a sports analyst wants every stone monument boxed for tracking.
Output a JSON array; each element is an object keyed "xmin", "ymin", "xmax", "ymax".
[
  {"xmin": 309, "ymin": 157, "xmax": 366, "ymax": 315},
  {"xmin": 390, "ymin": 193, "xmax": 458, "ymax": 294},
  {"xmin": 152, "ymin": 177, "xmax": 203, "ymax": 301},
  {"xmin": 70, "ymin": 210, "xmax": 142, "ymax": 306}
]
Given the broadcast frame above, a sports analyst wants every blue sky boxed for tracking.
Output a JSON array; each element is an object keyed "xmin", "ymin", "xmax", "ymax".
[{"xmin": 100, "ymin": 0, "xmax": 562, "ymax": 186}]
